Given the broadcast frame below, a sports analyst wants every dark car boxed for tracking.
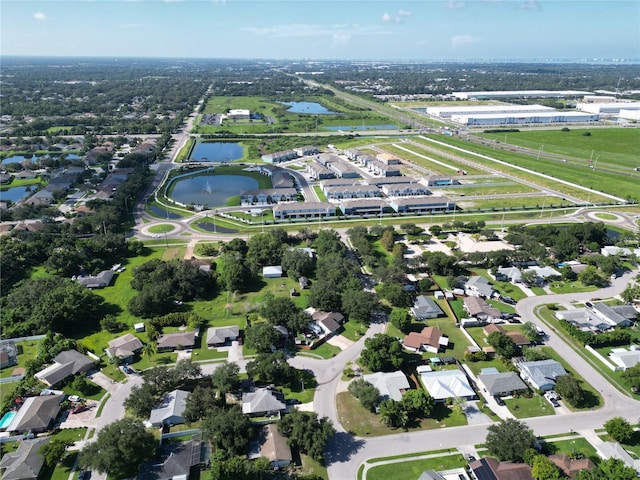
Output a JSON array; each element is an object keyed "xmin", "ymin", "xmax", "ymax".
[
  {"xmin": 72, "ymin": 404, "xmax": 90, "ymax": 414},
  {"xmin": 493, "ymin": 395, "xmax": 505, "ymax": 406},
  {"xmin": 550, "ymin": 399, "xmax": 560, "ymax": 407}
]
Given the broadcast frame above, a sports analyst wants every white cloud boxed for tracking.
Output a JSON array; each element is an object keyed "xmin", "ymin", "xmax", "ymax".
[
  {"xmin": 451, "ymin": 34, "xmax": 480, "ymax": 49},
  {"xmin": 241, "ymin": 23, "xmax": 391, "ymax": 40},
  {"xmin": 382, "ymin": 10, "xmax": 411, "ymax": 23},
  {"xmin": 332, "ymin": 32, "xmax": 351, "ymax": 47},
  {"xmin": 444, "ymin": 1, "xmax": 464, "ymax": 9},
  {"xmin": 33, "ymin": 12, "xmax": 46, "ymax": 21}
]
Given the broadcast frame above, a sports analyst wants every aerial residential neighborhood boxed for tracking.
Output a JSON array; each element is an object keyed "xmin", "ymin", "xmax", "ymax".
[{"xmin": 2, "ymin": 3, "xmax": 640, "ymax": 479}]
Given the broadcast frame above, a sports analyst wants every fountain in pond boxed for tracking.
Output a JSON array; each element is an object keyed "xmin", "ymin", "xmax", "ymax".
[{"xmin": 203, "ymin": 180, "xmax": 212, "ymax": 194}]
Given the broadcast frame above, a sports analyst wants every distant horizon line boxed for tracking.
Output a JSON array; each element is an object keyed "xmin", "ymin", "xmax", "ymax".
[{"xmin": 2, "ymin": 54, "xmax": 639, "ymax": 65}]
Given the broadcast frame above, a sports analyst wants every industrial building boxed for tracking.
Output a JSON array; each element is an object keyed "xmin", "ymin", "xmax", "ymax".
[
  {"xmin": 420, "ymin": 104, "xmax": 555, "ymax": 119},
  {"xmin": 577, "ymin": 101, "xmax": 640, "ymax": 115},
  {"xmin": 450, "ymin": 111, "xmax": 599, "ymax": 126},
  {"xmin": 227, "ymin": 109, "xmax": 250, "ymax": 120},
  {"xmin": 619, "ymin": 109, "xmax": 640, "ymax": 121},
  {"xmin": 451, "ymin": 90, "xmax": 592, "ymax": 100}
]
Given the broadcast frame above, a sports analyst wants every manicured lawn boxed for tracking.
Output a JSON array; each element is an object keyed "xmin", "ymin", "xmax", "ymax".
[
  {"xmin": 550, "ymin": 437, "xmax": 599, "ymax": 461},
  {"xmin": 52, "ymin": 427, "xmax": 87, "ymax": 444},
  {"xmin": 340, "ymin": 320, "xmax": 368, "ymax": 342},
  {"xmin": 530, "ymin": 286, "xmax": 546, "ymax": 296},
  {"xmin": 548, "ymin": 281, "xmax": 598, "ymax": 294},
  {"xmin": 63, "ymin": 383, "xmax": 106, "ymax": 402},
  {"xmin": 366, "ymin": 454, "xmax": 464, "ymax": 480},
  {"xmin": 419, "ymin": 317, "xmax": 473, "ymax": 360},
  {"xmin": 448, "ymin": 298, "xmax": 466, "ymax": 322},
  {"xmin": 148, "ymin": 223, "xmax": 176, "ymax": 234},
  {"xmin": 504, "ymin": 395, "xmax": 555, "ymax": 418},
  {"xmin": 0, "ymin": 339, "xmax": 40, "ymax": 379},
  {"xmin": 45, "ymin": 452, "xmax": 78, "ymax": 480},
  {"xmin": 313, "ymin": 185, "xmax": 327, "ymax": 201},
  {"xmin": 464, "ymin": 358, "xmax": 508, "ymax": 377},
  {"xmin": 337, "ymin": 391, "xmax": 467, "ymax": 437},
  {"xmin": 307, "ymin": 341, "xmax": 342, "ymax": 359}
]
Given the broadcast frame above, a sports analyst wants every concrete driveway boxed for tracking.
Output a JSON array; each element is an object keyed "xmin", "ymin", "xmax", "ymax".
[
  {"xmin": 463, "ymin": 401, "xmax": 493, "ymax": 425},
  {"xmin": 87, "ymin": 371, "xmax": 118, "ymax": 394},
  {"xmin": 326, "ymin": 335, "xmax": 355, "ymax": 350}
]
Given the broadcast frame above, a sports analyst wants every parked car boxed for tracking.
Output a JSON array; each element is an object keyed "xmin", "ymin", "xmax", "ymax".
[
  {"xmin": 72, "ymin": 404, "xmax": 90, "ymax": 414},
  {"xmin": 550, "ymin": 398, "xmax": 560, "ymax": 408},
  {"xmin": 68, "ymin": 395, "xmax": 81, "ymax": 403},
  {"xmin": 493, "ymin": 395, "xmax": 505, "ymax": 406}
]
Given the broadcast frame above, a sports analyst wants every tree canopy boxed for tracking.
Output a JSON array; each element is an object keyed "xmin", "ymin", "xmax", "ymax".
[
  {"xmin": 278, "ymin": 410, "xmax": 335, "ymax": 463},
  {"xmin": 202, "ymin": 404, "xmax": 255, "ymax": 456},
  {"xmin": 485, "ymin": 418, "xmax": 536, "ymax": 462},
  {"xmin": 360, "ymin": 334, "xmax": 404, "ymax": 372}
]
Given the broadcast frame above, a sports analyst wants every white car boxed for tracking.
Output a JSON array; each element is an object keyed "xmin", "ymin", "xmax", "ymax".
[{"xmin": 68, "ymin": 395, "xmax": 81, "ymax": 403}]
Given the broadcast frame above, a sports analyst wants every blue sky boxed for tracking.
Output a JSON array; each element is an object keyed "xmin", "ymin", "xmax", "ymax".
[{"xmin": 1, "ymin": 1, "xmax": 639, "ymax": 60}]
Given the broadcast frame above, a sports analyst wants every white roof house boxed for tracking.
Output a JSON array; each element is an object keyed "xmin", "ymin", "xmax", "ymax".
[
  {"xmin": 596, "ymin": 442, "xmax": 640, "ymax": 474},
  {"xmin": 419, "ymin": 369, "xmax": 475, "ymax": 402},
  {"xmin": 464, "ymin": 276, "xmax": 495, "ymax": 298},
  {"xmin": 609, "ymin": 347, "xmax": 640, "ymax": 371},
  {"xmin": 148, "ymin": 389, "xmax": 188, "ymax": 427},
  {"xmin": 262, "ymin": 266, "xmax": 283, "ymax": 278},
  {"xmin": 362, "ymin": 371, "xmax": 410, "ymax": 402}
]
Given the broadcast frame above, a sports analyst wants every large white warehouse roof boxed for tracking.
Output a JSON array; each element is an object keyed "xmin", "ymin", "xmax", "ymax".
[
  {"xmin": 453, "ymin": 90, "xmax": 592, "ymax": 100},
  {"xmin": 619, "ymin": 109, "xmax": 640, "ymax": 121},
  {"xmin": 423, "ymin": 104, "xmax": 554, "ymax": 119},
  {"xmin": 577, "ymin": 102, "xmax": 640, "ymax": 114},
  {"xmin": 451, "ymin": 111, "xmax": 599, "ymax": 126}
]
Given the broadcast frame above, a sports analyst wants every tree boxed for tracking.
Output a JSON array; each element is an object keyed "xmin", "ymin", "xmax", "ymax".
[
  {"xmin": 341, "ymin": 289, "xmax": 378, "ymax": 324},
  {"xmin": 360, "ymin": 334, "xmax": 404, "ymax": 372},
  {"xmin": 247, "ymin": 232, "xmax": 284, "ymax": 270},
  {"xmin": 377, "ymin": 283, "xmax": 413, "ymax": 308},
  {"xmin": 377, "ymin": 399, "xmax": 409, "ymax": 428},
  {"xmin": 531, "ymin": 455, "xmax": 562, "ymax": 480},
  {"xmin": 485, "ymin": 418, "xmax": 536, "ymax": 462},
  {"xmin": 389, "ymin": 308, "xmax": 412, "ymax": 334},
  {"xmin": 554, "ymin": 375, "xmax": 585, "ymax": 407},
  {"xmin": 246, "ymin": 351, "xmax": 297, "ymax": 387},
  {"xmin": 79, "ymin": 419, "xmax": 156, "ymax": 478},
  {"xmin": 487, "ymin": 332, "xmax": 518, "ymax": 359},
  {"xmin": 401, "ymin": 389, "xmax": 435, "ymax": 417},
  {"xmin": 604, "ymin": 416, "xmax": 634, "ymax": 443},
  {"xmin": 142, "ymin": 341, "xmax": 156, "ymax": 360},
  {"xmin": 39, "ymin": 439, "xmax": 68, "ymax": 467},
  {"xmin": 521, "ymin": 322, "xmax": 540, "ymax": 342},
  {"xmin": 380, "ymin": 230, "xmax": 395, "ymax": 251},
  {"xmin": 422, "ymin": 252, "xmax": 457, "ymax": 276},
  {"xmin": 348, "ymin": 379, "xmax": 380, "ymax": 412},
  {"xmin": 314, "ymin": 229, "xmax": 345, "ymax": 256},
  {"xmin": 210, "ymin": 361, "xmax": 240, "ymax": 397},
  {"xmin": 401, "ymin": 223, "xmax": 425, "ymax": 236},
  {"xmin": 575, "ymin": 458, "xmax": 638, "ymax": 480},
  {"xmin": 209, "ymin": 450, "xmax": 270, "ymax": 480},
  {"xmin": 278, "ymin": 410, "xmax": 335, "ymax": 463},
  {"xmin": 308, "ymin": 279, "xmax": 343, "ymax": 311},
  {"xmin": 71, "ymin": 373, "xmax": 93, "ymax": 396},
  {"xmin": 521, "ymin": 269, "xmax": 541, "ymax": 287},
  {"xmin": 281, "ymin": 248, "xmax": 315, "ymax": 280},
  {"xmin": 578, "ymin": 265, "xmax": 606, "ymax": 287},
  {"xmin": 261, "ymin": 296, "xmax": 300, "ymax": 327},
  {"xmin": 244, "ymin": 322, "xmax": 282, "ymax": 353},
  {"xmin": 222, "ymin": 254, "xmax": 252, "ymax": 292},
  {"xmin": 202, "ymin": 404, "xmax": 255, "ymax": 456},
  {"xmin": 621, "ymin": 363, "xmax": 640, "ymax": 390},
  {"xmin": 183, "ymin": 386, "xmax": 218, "ymax": 423}
]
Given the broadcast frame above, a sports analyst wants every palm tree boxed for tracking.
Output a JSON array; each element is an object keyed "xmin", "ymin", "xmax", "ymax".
[{"xmin": 142, "ymin": 341, "xmax": 156, "ymax": 360}]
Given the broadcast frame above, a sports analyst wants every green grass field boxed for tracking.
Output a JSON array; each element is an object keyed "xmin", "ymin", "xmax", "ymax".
[
  {"xmin": 504, "ymin": 395, "xmax": 555, "ymax": 418},
  {"xmin": 0, "ymin": 339, "xmax": 41, "ymax": 379},
  {"xmin": 365, "ymin": 454, "xmax": 464, "ymax": 480}
]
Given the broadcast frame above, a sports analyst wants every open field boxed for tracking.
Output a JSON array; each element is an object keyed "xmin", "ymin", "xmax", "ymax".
[
  {"xmin": 432, "ymin": 183, "xmax": 539, "ymax": 196},
  {"xmin": 381, "ymin": 143, "xmax": 485, "ymax": 176},
  {"xmin": 421, "ymin": 134, "xmax": 640, "ymax": 202},
  {"xmin": 478, "ymin": 128, "xmax": 640, "ymax": 171}
]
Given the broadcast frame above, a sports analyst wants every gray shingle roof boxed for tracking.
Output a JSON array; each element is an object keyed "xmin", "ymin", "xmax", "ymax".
[
  {"xmin": 6, "ymin": 395, "xmax": 63, "ymax": 433},
  {"xmin": 138, "ymin": 440, "xmax": 202, "ymax": 480},
  {"xmin": 478, "ymin": 372, "xmax": 528, "ymax": 396},
  {"xmin": 34, "ymin": 350, "xmax": 94, "ymax": 386},
  {"xmin": 206, "ymin": 325, "xmax": 239, "ymax": 345},
  {"xmin": 0, "ymin": 437, "xmax": 50, "ymax": 480},
  {"xmin": 518, "ymin": 360, "xmax": 566, "ymax": 389},
  {"xmin": 242, "ymin": 388, "xmax": 286, "ymax": 415},
  {"xmin": 148, "ymin": 389, "xmax": 189, "ymax": 426}
]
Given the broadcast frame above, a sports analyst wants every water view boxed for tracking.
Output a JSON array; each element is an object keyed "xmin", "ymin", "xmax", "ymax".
[
  {"xmin": 324, "ymin": 124, "xmax": 398, "ymax": 131},
  {"xmin": 170, "ymin": 174, "xmax": 258, "ymax": 207},
  {"xmin": 190, "ymin": 142, "xmax": 243, "ymax": 162},
  {"xmin": 149, "ymin": 205, "xmax": 182, "ymax": 219},
  {"xmin": 1, "ymin": 153, "xmax": 81, "ymax": 165},
  {"xmin": 281, "ymin": 101, "xmax": 338, "ymax": 114},
  {"xmin": 0, "ymin": 186, "xmax": 32, "ymax": 203}
]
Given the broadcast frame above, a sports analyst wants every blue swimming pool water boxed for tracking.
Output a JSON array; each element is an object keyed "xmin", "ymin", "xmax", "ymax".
[{"xmin": 0, "ymin": 411, "xmax": 16, "ymax": 429}]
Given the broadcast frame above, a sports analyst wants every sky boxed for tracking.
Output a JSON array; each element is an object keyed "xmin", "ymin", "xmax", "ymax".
[{"xmin": 1, "ymin": 0, "xmax": 639, "ymax": 61}]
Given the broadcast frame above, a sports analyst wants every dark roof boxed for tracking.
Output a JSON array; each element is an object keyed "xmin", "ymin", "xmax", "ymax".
[
  {"xmin": 469, "ymin": 457, "xmax": 533, "ymax": 480},
  {"xmin": 138, "ymin": 440, "xmax": 203, "ymax": 480},
  {"xmin": 0, "ymin": 437, "xmax": 50, "ymax": 480},
  {"xmin": 35, "ymin": 349, "xmax": 94, "ymax": 386},
  {"xmin": 7, "ymin": 395, "xmax": 63, "ymax": 433},
  {"xmin": 156, "ymin": 332, "xmax": 195, "ymax": 350}
]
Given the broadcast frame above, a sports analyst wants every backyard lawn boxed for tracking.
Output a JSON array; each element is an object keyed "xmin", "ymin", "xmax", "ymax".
[
  {"xmin": 504, "ymin": 394, "xmax": 555, "ymax": 418},
  {"xmin": 0, "ymin": 339, "xmax": 41, "ymax": 379},
  {"xmin": 366, "ymin": 454, "xmax": 464, "ymax": 480},
  {"xmin": 549, "ymin": 437, "xmax": 599, "ymax": 461}
]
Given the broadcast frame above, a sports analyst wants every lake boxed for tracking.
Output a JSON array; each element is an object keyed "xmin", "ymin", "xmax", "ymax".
[
  {"xmin": 281, "ymin": 101, "xmax": 338, "ymax": 115},
  {"xmin": 0, "ymin": 186, "xmax": 32, "ymax": 202},
  {"xmin": 149, "ymin": 205, "xmax": 182, "ymax": 219},
  {"xmin": 190, "ymin": 142, "xmax": 243, "ymax": 162},
  {"xmin": 170, "ymin": 174, "xmax": 258, "ymax": 207},
  {"xmin": 324, "ymin": 124, "xmax": 398, "ymax": 131}
]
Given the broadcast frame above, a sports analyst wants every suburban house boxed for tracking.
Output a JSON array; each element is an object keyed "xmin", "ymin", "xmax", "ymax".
[
  {"xmin": 608, "ymin": 347, "xmax": 640, "ymax": 371},
  {"xmin": 242, "ymin": 388, "xmax": 287, "ymax": 417},
  {"xmin": 248, "ymin": 424, "xmax": 293, "ymax": 469},
  {"xmin": 0, "ymin": 437, "xmax": 50, "ymax": 480},
  {"xmin": 206, "ymin": 325, "xmax": 239, "ymax": 347},
  {"xmin": 367, "ymin": 158, "xmax": 402, "ymax": 177},
  {"xmin": 148, "ymin": 389, "xmax": 188, "ymax": 427},
  {"xmin": 523, "ymin": 266, "xmax": 561, "ymax": 286},
  {"xmin": 34, "ymin": 350, "xmax": 95, "ymax": 387},
  {"xmin": 306, "ymin": 161, "xmax": 334, "ymax": 180},
  {"xmin": 105, "ymin": 333, "xmax": 144, "ymax": 361},
  {"xmin": 241, "ymin": 188, "xmax": 297, "ymax": 205},
  {"xmin": 156, "ymin": 332, "xmax": 196, "ymax": 352},
  {"xmin": 477, "ymin": 369, "xmax": 528, "ymax": 397},
  {"xmin": 272, "ymin": 202, "xmax": 337, "ymax": 220},
  {"xmin": 495, "ymin": 266, "xmax": 522, "ymax": 283},
  {"xmin": 376, "ymin": 152, "xmax": 401, "ymax": 165},
  {"xmin": 362, "ymin": 370, "xmax": 410, "ymax": 402},
  {"xmin": 483, "ymin": 324, "xmax": 531, "ymax": 347},
  {"xmin": 262, "ymin": 265, "xmax": 283, "ymax": 278},
  {"xmin": 418, "ymin": 367, "xmax": 475, "ymax": 403},
  {"xmin": 76, "ymin": 269, "xmax": 115, "ymax": 289},
  {"xmin": 0, "ymin": 341, "xmax": 18, "ymax": 370},
  {"xmin": 311, "ymin": 310, "xmax": 345, "ymax": 338},
  {"xmin": 261, "ymin": 150, "xmax": 297, "ymax": 164},
  {"xmin": 595, "ymin": 442, "xmax": 640, "ymax": 475},
  {"xmin": 549, "ymin": 453, "xmax": 595, "ymax": 479},
  {"xmin": 328, "ymin": 161, "xmax": 359, "ymax": 178},
  {"xmin": 556, "ymin": 303, "xmax": 637, "ymax": 332},
  {"xmin": 402, "ymin": 327, "xmax": 449, "ymax": 354},
  {"xmin": 388, "ymin": 196, "xmax": 452, "ymax": 214},
  {"xmin": 468, "ymin": 457, "xmax": 533, "ymax": 480},
  {"xmin": 410, "ymin": 295, "xmax": 444, "ymax": 320},
  {"xmin": 5, "ymin": 395, "xmax": 63, "ymax": 434},
  {"xmin": 324, "ymin": 184, "xmax": 381, "ymax": 200},
  {"xmin": 463, "ymin": 297, "xmax": 502, "ymax": 322},
  {"xmin": 138, "ymin": 439, "xmax": 205, "ymax": 480},
  {"xmin": 294, "ymin": 146, "xmax": 319, "ymax": 157},
  {"xmin": 601, "ymin": 246, "xmax": 640, "ymax": 258},
  {"xmin": 464, "ymin": 276, "xmax": 495, "ymax": 298},
  {"xmin": 517, "ymin": 359, "xmax": 567, "ymax": 391},
  {"xmin": 381, "ymin": 182, "xmax": 429, "ymax": 196}
]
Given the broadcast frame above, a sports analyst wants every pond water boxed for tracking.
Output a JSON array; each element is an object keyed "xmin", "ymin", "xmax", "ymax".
[
  {"xmin": 197, "ymin": 222, "xmax": 238, "ymax": 234},
  {"xmin": 0, "ymin": 186, "xmax": 32, "ymax": 202},
  {"xmin": 280, "ymin": 101, "xmax": 338, "ymax": 115},
  {"xmin": 1, "ymin": 153, "xmax": 81, "ymax": 165},
  {"xmin": 324, "ymin": 124, "xmax": 398, "ymax": 131},
  {"xmin": 149, "ymin": 205, "xmax": 182, "ymax": 219},
  {"xmin": 170, "ymin": 174, "xmax": 258, "ymax": 207},
  {"xmin": 190, "ymin": 142, "xmax": 243, "ymax": 162}
]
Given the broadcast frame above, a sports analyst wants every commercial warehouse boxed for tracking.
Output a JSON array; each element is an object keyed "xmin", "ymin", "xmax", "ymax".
[
  {"xmin": 420, "ymin": 104, "xmax": 555, "ymax": 119},
  {"xmin": 576, "ymin": 101, "xmax": 640, "ymax": 115},
  {"xmin": 450, "ymin": 111, "xmax": 599, "ymax": 126},
  {"xmin": 451, "ymin": 90, "xmax": 592, "ymax": 100}
]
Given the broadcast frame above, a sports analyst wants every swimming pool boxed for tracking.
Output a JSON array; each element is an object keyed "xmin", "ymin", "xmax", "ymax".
[{"xmin": 0, "ymin": 411, "xmax": 16, "ymax": 429}]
